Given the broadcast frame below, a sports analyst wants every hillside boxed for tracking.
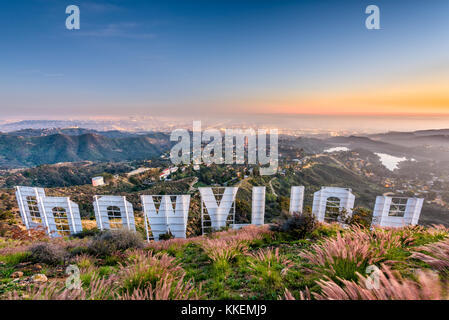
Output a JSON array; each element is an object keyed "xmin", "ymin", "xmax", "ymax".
[
  {"xmin": 0, "ymin": 221, "xmax": 448, "ymax": 300},
  {"xmin": 325, "ymin": 135, "xmax": 449, "ymax": 161},
  {"xmin": 6, "ymin": 128, "xmax": 137, "ymax": 138},
  {"xmin": 368, "ymin": 130, "xmax": 449, "ymax": 159},
  {"xmin": 1, "ymin": 127, "xmax": 448, "ymax": 228},
  {"xmin": 0, "ymin": 132, "xmax": 172, "ymax": 168}
]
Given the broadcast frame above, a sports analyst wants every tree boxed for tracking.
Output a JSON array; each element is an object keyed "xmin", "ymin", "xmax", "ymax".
[{"xmin": 346, "ymin": 207, "xmax": 373, "ymax": 228}]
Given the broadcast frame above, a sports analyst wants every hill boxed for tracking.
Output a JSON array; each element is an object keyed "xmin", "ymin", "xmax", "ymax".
[
  {"xmin": 0, "ymin": 222, "xmax": 448, "ymax": 300},
  {"xmin": 5, "ymin": 128, "xmax": 137, "ymax": 138},
  {"xmin": 325, "ymin": 135, "xmax": 449, "ymax": 161},
  {"xmin": 368, "ymin": 129, "xmax": 449, "ymax": 158},
  {"xmin": 0, "ymin": 132, "xmax": 172, "ymax": 169}
]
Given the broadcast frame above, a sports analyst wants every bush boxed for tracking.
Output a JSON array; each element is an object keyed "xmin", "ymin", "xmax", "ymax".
[
  {"xmin": 0, "ymin": 252, "xmax": 31, "ymax": 266},
  {"xmin": 159, "ymin": 230, "xmax": 174, "ymax": 241},
  {"xmin": 0, "ymin": 210, "xmax": 14, "ymax": 221},
  {"xmin": 346, "ymin": 207, "xmax": 373, "ymax": 228},
  {"xmin": 29, "ymin": 243, "xmax": 67, "ymax": 265},
  {"xmin": 0, "ymin": 223, "xmax": 47, "ymax": 241},
  {"xmin": 68, "ymin": 246, "xmax": 90, "ymax": 257},
  {"xmin": 119, "ymin": 250, "xmax": 184, "ymax": 293},
  {"xmin": 72, "ymin": 228, "xmax": 102, "ymax": 239},
  {"xmin": 88, "ymin": 229, "xmax": 145, "ymax": 257},
  {"xmin": 270, "ymin": 211, "xmax": 317, "ymax": 239},
  {"xmin": 247, "ymin": 247, "xmax": 294, "ymax": 295}
]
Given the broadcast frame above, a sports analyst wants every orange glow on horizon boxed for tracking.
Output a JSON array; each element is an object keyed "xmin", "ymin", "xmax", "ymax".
[{"xmin": 223, "ymin": 77, "xmax": 449, "ymax": 116}]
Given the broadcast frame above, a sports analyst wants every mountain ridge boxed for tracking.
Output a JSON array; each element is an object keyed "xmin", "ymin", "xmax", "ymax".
[{"xmin": 0, "ymin": 132, "xmax": 172, "ymax": 169}]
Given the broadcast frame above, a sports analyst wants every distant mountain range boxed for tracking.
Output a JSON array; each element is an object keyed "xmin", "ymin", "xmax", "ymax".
[
  {"xmin": 369, "ymin": 130, "xmax": 449, "ymax": 148},
  {"xmin": 1, "ymin": 127, "xmax": 449, "ymax": 169},
  {"xmin": 5, "ymin": 128, "xmax": 143, "ymax": 138},
  {"xmin": 323, "ymin": 130, "xmax": 449, "ymax": 161},
  {"xmin": 0, "ymin": 130, "xmax": 172, "ymax": 169},
  {"xmin": 0, "ymin": 119, "xmax": 191, "ymax": 133}
]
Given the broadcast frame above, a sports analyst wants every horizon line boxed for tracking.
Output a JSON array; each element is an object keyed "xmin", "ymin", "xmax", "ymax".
[{"xmin": 3, "ymin": 112, "xmax": 449, "ymax": 122}]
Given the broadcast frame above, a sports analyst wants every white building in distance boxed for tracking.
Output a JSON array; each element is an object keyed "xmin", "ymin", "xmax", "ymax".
[{"xmin": 92, "ymin": 176, "xmax": 105, "ymax": 187}]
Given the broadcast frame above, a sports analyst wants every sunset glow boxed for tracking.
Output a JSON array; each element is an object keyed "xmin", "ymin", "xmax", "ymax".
[{"xmin": 0, "ymin": 0, "xmax": 448, "ymax": 120}]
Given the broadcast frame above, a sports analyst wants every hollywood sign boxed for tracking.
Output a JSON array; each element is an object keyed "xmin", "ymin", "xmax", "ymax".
[{"xmin": 15, "ymin": 185, "xmax": 424, "ymax": 240}]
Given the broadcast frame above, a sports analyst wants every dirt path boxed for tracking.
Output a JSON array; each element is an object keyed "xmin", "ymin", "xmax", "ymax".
[
  {"xmin": 269, "ymin": 177, "xmax": 277, "ymax": 197},
  {"xmin": 188, "ymin": 177, "xmax": 199, "ymax": 192}
]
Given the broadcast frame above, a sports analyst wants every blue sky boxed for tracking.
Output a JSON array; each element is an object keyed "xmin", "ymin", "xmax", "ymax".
[{"xmin": 0, "ymin": 0, "xmax": 448, "ymax": 119}]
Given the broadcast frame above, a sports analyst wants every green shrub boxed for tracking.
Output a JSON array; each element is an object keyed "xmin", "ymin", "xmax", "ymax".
[
  {"xmin": 69, "ymin": 246, "xmax": 90, "ymax": 257},
  {"xmin": 159, "ymin": 230, "xmax": 174, "ymax": 241},
  {"xmin": 29, "ymin": 243, "xmax": 67, "ymax": 265},
  {"xmin": 270, "ymin": 212, "xmax": 317, "ymax": 239},
  {"xmin": 80, "ymin": 271, "xmax": 95, "ymax": 287},
  {"xmin": 72, "ymin": 228, "xmax": 102, "ymax": 239},
  {"xmin": 0, "ymin": 210, "xmax": 14, "ymax": 221},
  {"xmin": 246, "ymin": 248, "xmax": 292, "ymax": 296},
  {"xmin": 0, "ymin": 252, "xmax": 31, "ymax": 266},
  {"xmin": 97, "ymin": 265, "xmax": 115, "ymax": 277},
  {"xmin": 88, "ymin": 229, "xmax": 145, "ymax": 257},
  {"xmin": 74, "ymin": 253, "xmax": 95, "ymax": 270},
  {"xmin": 346, "ymin": 207, "xmax": 373, "ymax": 228}
]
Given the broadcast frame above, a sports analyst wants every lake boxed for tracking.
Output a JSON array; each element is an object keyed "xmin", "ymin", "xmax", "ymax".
[
  {"xmin": 375, "ymin": 153, "xmax": 411, "ymax": 171},
  {"xmin": 324, "ymin": 147, "xmax": 350, "ymax": 153}
]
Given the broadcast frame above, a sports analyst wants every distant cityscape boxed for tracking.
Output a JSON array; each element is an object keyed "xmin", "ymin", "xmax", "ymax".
[{"xmin": 3, "ymin": 114, "xmax": 449, "ymax": 137}]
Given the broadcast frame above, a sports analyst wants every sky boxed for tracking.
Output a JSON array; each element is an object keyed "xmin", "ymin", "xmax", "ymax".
[{"xmin": 0, "ymin": 0, "xmax": 448, "ymax": 123}]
